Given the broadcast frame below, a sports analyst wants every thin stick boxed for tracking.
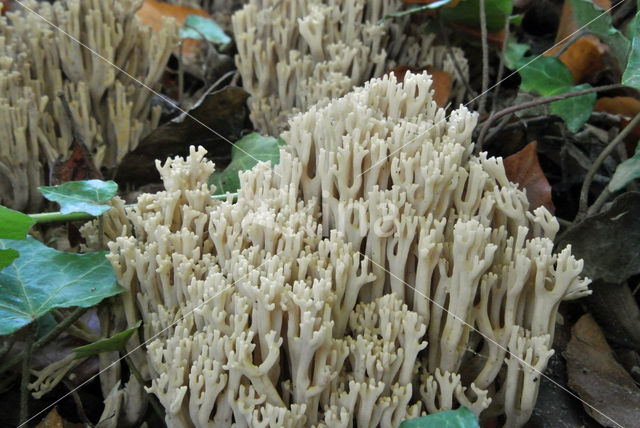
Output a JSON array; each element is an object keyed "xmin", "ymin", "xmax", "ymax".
[
  {"xmin": 178, "ymin": 40, "xmax": 185, "ymax": 105},
  {"xmin": 478, "ymin": 0, "xmax": 489, "ymax": 115},
  {"xmin": 586, "ymin": 186, "xmax": 611, "ymax": 217},
  {"xmin": 553, "ymin": 29, "xmax": 586, "ymax": 58},
  {"xmin": 438, "ymin": 16, "xmax": 476, "ymax": 101},
  {"xmin": 481, "ymin": 113, "xmax": 513, "ymax": 145},
  {"xmin": 491, "ymin": 13, "xmax": 511, "ymax": 113},
  {"xmin": 0, "ymin": 307, "xmax": 88, "ymax": 375},
  {"xmin": 20, "ymin": 324, "xmax": 35, "ymax": 426},
  {"xmin": 576, "ymin": 111, "xmax": 640, "ymax": 220},
  {"xmin": 62, "ymin": 378, "xmax": 91, "ymax": 426},
  {"xmin": 476, "ymin": 83, "xmax": 623, "ymax": 150}
]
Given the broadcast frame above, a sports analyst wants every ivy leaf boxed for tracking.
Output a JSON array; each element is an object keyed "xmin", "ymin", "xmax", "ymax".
[
  {"xmin": 623, "ymin": 11, "xmax": 640, "ymax": 90},
  {"xmin": 0, "ymin": 236, "xmax": 123, "ymax": 336},
  {"xmin": 518, "ymin": 56, "xmax": 573, "ymax": 94},
  {"xmin": 399, "ymin": 407, "xmax": 479, "ymax": 428},
  {"xmin": 0, "ymin": 205, "xmax": 35, "ymax": 240},
  {"xmin": 518, "ymin": 57, "xmax": 595, "ymax": 131},
  {"xmin": 609, "ymin": 142, "xmax": 640, "ymax": 192},
  {"xmin": 209, "ymin": 133, "xmax": 285, "ymax": 195},
  {"xmin": 570, "ymin": 0, "xmax": 630, "ymax": 70},
  {"xmin": 504, "ymin": 39, "xmax": 530, "ymax": 69},
  {"xmin": 0, "ymin": 205, "xmax": 36, "ymax": 270},
  {"xmin": 73, "ymin": 321, "xmax": 142, "ymax": 359},
  {"xmin": 38, "ymin": 179, "xmax": 118, "ymax": 216},
  {"xmin": 550, "ymin": 83, "xmax": 597, "ymax": 132},
  {"xmin": 180, "ymin": 14, "xmax": 230, "ymax": 45},
  {"xmin": 440, "ymin": 0, "xmax": 514, "ymax": 33}
]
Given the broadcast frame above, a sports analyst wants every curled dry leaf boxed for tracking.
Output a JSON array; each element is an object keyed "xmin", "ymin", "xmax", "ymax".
[
  {"xmin": 555, "ymin": 0, "xmax": 612, "ymax": 45},
  {"xmin": 389, "ymin": 66, "xmax": 452, "ymax": 107},
  {"xmin": 503, "ymin": 141, "xmax": 555, "ymax": 213},
  {"xmin": 565, "ymin": 313, "xmax": 640, "ymax": 428}
]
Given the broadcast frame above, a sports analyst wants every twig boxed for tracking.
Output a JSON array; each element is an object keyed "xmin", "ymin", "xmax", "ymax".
[
  {"xmin": 491, "ymin": 13, "xmax": 511, "ymax": 113},
  {"xmin": 438, "ymin": 16, "xmax": 476, "ymax": 101},
  {"xmin": 0, "ymin": 307, "xmax": 89, "ymax": 375},
  {"xmin": 552, "ymin": 29, "xmax": 586, "ymax": 58},
  {"xmin": 482, "ymin": 113, "xmax": 513, "ymax": 145},
  {"xmin": 586, "ymin": 186, "xmax": 611, "ymax": 217},
  {"xmin": 576, "ymin": 111, "xmax": 640, "ymax": 220},
  {"xmin": 478, "ymin": 0, "xmax": 489, "ymax": 115},
  {"xmin": 178, "ymin": 40, "xmax": 185, "ymax": 105},
  {"xmin": 62, "ymin": 378, "xmax": 91, "ymax": 426},
  {"xmin": 476, "ymin": 83, "xmax": 623, "ymax": 151},
  {"xmin": 20, "ymin": 324, "xmax": 35, "ymax": 426}
]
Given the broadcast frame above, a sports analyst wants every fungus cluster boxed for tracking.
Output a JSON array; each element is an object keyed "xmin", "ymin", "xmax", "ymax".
[
  {"xmin": 0, "ymin": 0, "xmax": 177, "ymax": 210},
  {"xmin": 232, "ymin": 0, "xmax": 469, "ymax": 134},
  {"xmin": 105, "ymin": 72, "xmax": 590, "ymax": 427}
]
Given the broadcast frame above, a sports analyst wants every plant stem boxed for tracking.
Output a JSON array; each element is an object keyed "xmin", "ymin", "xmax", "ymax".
[
  {"xmin": 98, "ymin": 215, "xmax": 105, "ymax": 250},
  {"xmin": 476, "ymin": 83, "xmax": 623, "ymax": 151},
  {"xmin": 28, "ymin": 193, "xmax": 235, "ymax": 225},
  {"xmin": 438, "ymin": 16, "xmax": 476, "ymax": 101},
  {"xmin": 20, "ymin": 324, "xmax": 35, "ymax": 426},
  {"xmin": 0, "ymin": 307, "xmax": 88, "ymax": 376},
  {"xmin": 478, "ymin": 0, "xmax": 489, "ymax": 115},
  {"xmin": 491, "ymin": 13, "xmax": 511, "ymax": 114},
  {"xmin": 576, "ymin": 111, "xmax": 640, "ymax": 220},
  {"xmin": 62, "ymin": 378, "xmax": 91, "ymax": 426},
  {"xmin": 551, "ymin": 29, "xmax": 586, "ymax": 58}
]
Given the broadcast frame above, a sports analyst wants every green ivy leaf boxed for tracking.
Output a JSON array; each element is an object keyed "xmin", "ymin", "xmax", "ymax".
[
  {"xmin": 609, "ymin": 141, "xmax": 640, "ymax": 192},
  {"xmin": 73, "ymin": 320, "xmax": 141, "ymax": 359},
  {"xmin": 0, "ymin": 249, "xmax": 19, "ymax": 271},
  {"xmin": 0, "ymin": 205, "xmax": 35, "ymax": 240},
  {"xmin": 441, "ymin": 0, "xmax": 514, "ymax": 33},
  {"xmin": 38, "ymin": 180, "xmax": 118, "ymax": 216},
  {"xmin": 570, "ymin": 0, "xmax": 630, "ymax": 70},
  {"xmin": 0, "ymin": 236, "xmax": 123, "ymax": 336},
  {"xmin": 550, "ymin": 83, "xmax": 597, "ymax": 132},
  {"xmin": 399, "ymin": 407, "xmax": 479, "ymax": 428},
  {"xmin": 382, "ymin": 0, "xmax": 457, "ymax": 20},
  {"xmin": 0, "ymin": 205, "xmax": 36, "ymax": 270},
  {"xmin": 517, "ymin": 56, "xmax": 594, "ymax": 131},
  {"xmin": 180, "ymin": 14, "xmax": 231, "ymax": 45},
  {"xmin": 623, "ymin": 11, "xmax": 640, "ymax": 90},
  {"xmin": 518, "ymin": 56, "xmax": 573, "ymax": 95},
  {"xmin": 209, "ymin": 133, "xmax": 285, "ymax": 195},
  {"xmin": 504, "ymin": 39, "xmax": 530, "ymax": 69}
]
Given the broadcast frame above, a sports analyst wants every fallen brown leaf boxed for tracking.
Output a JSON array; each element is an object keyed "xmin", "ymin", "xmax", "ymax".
[
  {"xmin": 595, "ymin": 96, "xmax": 640, "ymax": 144},
  {"xmin": 389, "ymin": 66, "xmax": 452, "ymax": 107},
  {"xmin": 136, "ymin": 0, "xmax": 211, "ymax": 60},
  {"xmin": 565, "ymin": 313, "xmax": 640, "ymax": 428},
  {"xmin": 35, "ymin": 408, "xmax": 83, "ymax": 428},
  {"xmin": 503, "ymin": 141, "xmax": 555, "ymax": 213},
  {"xmin": 546, "ymin": 35, "xmax": 608, "ymax": 84}
]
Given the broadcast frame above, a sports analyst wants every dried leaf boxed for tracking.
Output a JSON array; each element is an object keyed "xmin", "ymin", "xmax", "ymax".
[
  {"xmin": 503, "ymin": 141, "xmax": 555, "ymax": 212},
  {"xmin": 389, "ymin": 66, "xmax": 452, "ymax": 107},
  {"xmin": 116, "ymin": 86, "xmax": 249, "ymax": 185},
  {"xmin": 565, "ymin": 314, "xmax": 640, "ymax": 427},
  {"xmin": 594, "ymin": 96, "xmax": 640, "ymax": 139},
  {"xmin": 546, "ymin": 35, "xmax": 607, "ymax": 83},
  {"xmin": 35, "ymin": 408, "xmax": 64, "ymax": 428},
  {"xmin": 51, "ymin": 142, "xmax": 102, "ymax": 185},
  {"xmin": 556, "ymin": 192, "xmax": 640, "ymax": 283}
]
